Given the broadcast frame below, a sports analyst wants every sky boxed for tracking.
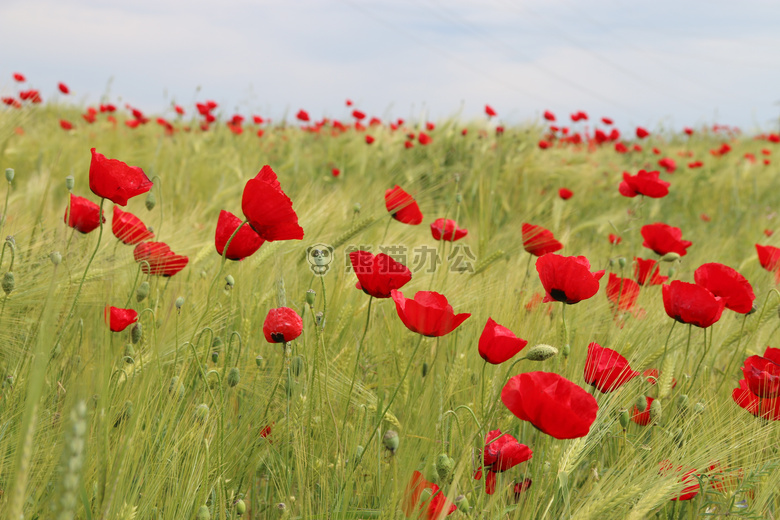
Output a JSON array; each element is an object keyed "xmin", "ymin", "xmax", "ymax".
[{"xmin": 2, "ymin": 0, "xmax": 780, "ymax": 132}]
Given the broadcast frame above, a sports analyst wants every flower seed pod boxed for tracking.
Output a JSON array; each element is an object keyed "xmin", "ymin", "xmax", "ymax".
[
  {"xmin": 5, "ymin": 168, "xmax": 14, "ymax": 182},
  {"xmin": 131, "ymin": 323, "xmax": 142, "ymax": 344},
  {"xmin": 225, "ymin": 274, "xmax": 235, "ymax": 289},
  {"xmin": 660, "ymin": 252, "xmax": 680, "ymax": 262},
  {"xmin": 194, "ymin": 403, "xmax": 209, "ymax": 423},
  {"xmin": 315, "ymin": 311, "xmax": 324, "ymax": 328},
  {"xmin": 635, "ymin": 394, "xmax": 648, "ymax": 412},
  {"xmin": 255, "ymin": 355, "xmax": 266, "ymax": 369},
  {"xmin": 235, "ymin": 499, "xmax": 246, "ymax": 516},
  {"xmin": 677, "ymin": 393, "xmax": 689, "ymax": 412},
  {"xmin": 525, "ymin": 344, "xmax": 559, "ymax": 361},
  {"xmin": 617, "ymin": 257, "xmax": 627, "ymax": 268},
  {"xmin": 382, "ymin": 430, "xmax": 399, "ymax": 454},
  {"xmin": 227, "ymin": 367, "xmax": 240, "ymax": 387},
  {"xmin": 145, "ymin": 191, "xmax": 156, "ymax": 211},
  {"xmin": 136, "ymin": 281, "xmax": 150, "ymax": 302},
  {"xmin": 196, "ymin": 505, "xmax": 211, "ymax": 520},
  {"xmin": 211, "ymin": 351, "xmax": 219, "ymax": 364},
  {"xmin": 649, "ymin": 398, "xmax": 662, "ymax": 423},
  {"xmin": 2, "ymin": 272, "xmax": 15, "ymax": 295},
  {"xmin": 124, "ymin": 344, "xmax": 135, "ymax": 362},
  {"xmin": 65, "ymin": 175, "xmax": 74, "ymax": 191},
  {"xmin": 291, "ymin": 356, "xmax": 304, "ymax": 377},
  {"xmin": 353, "ymin": 203, "xmax": 361, "ymax": 214},
  {"xmin": 305, "ymin": 289, "xmax": 316, "ymax": 307},
  {"xmin": 175, "ymin": 296, "xmax": 185, "ymax": 310},
  {"xmin": 435, "ymin": 453, "xmax": 454, "ymax": 483},
  {"xmin": 618, "ymin": 409, "xmax": 629, "ymax": 429},
  {"xmin": 50, "ymin": 251, "xmax": 62, "ymax": 265}
]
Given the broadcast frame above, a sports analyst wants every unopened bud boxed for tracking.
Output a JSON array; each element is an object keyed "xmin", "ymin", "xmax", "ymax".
[
  {"xmin": 131, "ymin": 323, "xmax": 142, "ymax": 344},
  {"xmin": 235, "ymin": 499, "xmax": 246, "ymax": 516},
  {"xmin": 609, "ymin": 258, "xmax": 616, "ymax": 267},
  {"xmin": 225, "ymin": 274, "xmax": 234, "ymax": 289},
  {"xmin": 169, "ymin": 377, "xmax": 185, "ymax": 400},
  {"xmin": 455, "ymin": 193, "xmax": 462, "ymax": 203},
  {"xmin": 673, "ymin": 427, "xmax": 684, "ymax": 447},
  {"xmin": 677, "ymin": 393, "xmax": 689, "ymax": 411},
  {"xmin": 211, "ymin": 351, "xmax": 219, "ymax": 363},
  {"xmin": 124, "ymin": 344, "xmax": 135, "ymax": 362},
  {"xmin": 145, "ymin": 191, "xmax": 156, "ymax": 211},
  {"xmin": 617, "ymin": 257, "xmax": 627, "ymax": 268},
  {"xmin": 315, "ymin": 311, "xmax": 324, "ymax": 327},
  {"xmin": 227, "ymin": 367, "xmax": 240, "ymax": 387},
  {"xmin": 649, "ymin": 399, "xmax": 662, "ymax": 422},
  {"xmin": 525, "ymin": 344, "xmax": 558, "ymax": 361},
  {"xmin": 305, "ymin": 289, "xmax": 316, "ymax": 307},
  {"xmin": 667, "ymin": 267, "xmax": 676, "ymax": 279},
  {"xmin": 562, "ymin": 344, "xmax": 570, "ymax": 358},
  {"xmin": 436, "ymin": 453, "xmax": 454, "ymax": 483},
  {"xmin": 353, "ymin": 203, "xmax": 361, "ymax": 214},
  {"xmin": 382, "ymin": 430, "xmax": 399, "ymax": 454},
  {"xmin": 194, "ymin": 403, "xmax": 209, "ymax": 423},
  {"xmin": 660, "ymin": 252, "xmax": 680, "ymax": 262},
  {"xmin": 2, "ymin": 272, "xmax": 15, "ymax": 294},
  {"xmin": 65, "ymin": 175, "xmax": 74, "ymax": 191},
  {"xmin": 618, "ymin": 409, "xmax": 629, "ymax": 429},
  {"xmin": 454, "ymin": 494, "xmax": 470, "ymax": 512},
  {"xmin": 419, "ymin": 488, "xmax": 433, "ymax": 504},
  {"xmin": 635, "ymin": 394, "xmax": 648, "ymax": 412},
  {"xmin": 175, "ymin": 296, "xmax": 184, "ymax": 310},
  {"xmin": 255, "ymin": 355, "xmax": 266, "ymax": 369},
  {"xmin": 50, "ymin": 251, "xmax": 62, "ymax": 265},
  {"xmin": 354, "ymin": 445, "xmax": 364, "ymax": 465},
  {"xmin": 693, "ymin": 402, "xmax": 705, "ymax": 415},
  {"xmin": 196, "ymin": 505, "xmax": 211, "ymax": 520},
  {"xmin": 136, "ymin": 281, "xmax": 150, "ymax": 302},
  {"xmin": 212, "ymin": 337, "xmax": 223, "ymax": 350},
  {"xmin": 5, "ymin": 168, "xmax": 14, "ymax": 182}
]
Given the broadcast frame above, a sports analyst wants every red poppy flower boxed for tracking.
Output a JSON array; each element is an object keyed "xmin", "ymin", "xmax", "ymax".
[
  {"xmin": 352, "ymin": 109, "xmax": 365, "ymax": 120},
  {"xmin": 133, "ymin": 242, "xmax": 188, "ymax": 277},
  {"xmin": 385, "ymin": 185, "xmax": 423, "ymax": 225},
  {"xmin": 618, "ymin": 170, "xmax": 670, "ymax": 198},
  {"xmin": 659, "ymin": 461, "xmax": 700, "ymax": 501},
  {"xmin": 732, "ymin": 377, "xmax": 780, "ymax": 421},
  {"xmin": 658, "ymin": 157, "xmax": 677, "ymax": 173},
  {"xmin": 641, "ymin": 223, "xmax": 692, "ymax": 256},
  {"xmin": 296, "ymin": 109, "xmax": 310, "ymax": 122},
  {"xmin": 89, "ymin": 148, "xmax": 153, "ymax": 206},
  {"xmin": 693, "ymin": 263, "xmax": 754, "ymax": 314},
  {"xmin": 485, "ymin": 104, "xmax": 497, "ymax": 117},
  {"xmin": 662, "ymin": 280, "xmax": 725, "ymax": 328},
  {"xmin": 513, "ymin": 479, "xmax": 532, "ymax": 500},
  {"xmin": 635, "ymin": 127, "xmax": 650, "ymax": 139},
  {"xmin": 404, "ymin": 140, "xmax": 414, "ymax": 149},
  {"xmin": 478, "ymin": 318, "xmax": 528, "ymax": 364},
  {"xmin": 756, "ymin": 244, "xmax": 780, "ymax": 277},
  {"xmin": 522, "ymin": 223, "xmax": 563, "ymax": 256},
  {"xmin": 349, "ymin": 250, "xmax": 412, "ymax": 298},
  {"xmin": 112, "ymin": 206, "xmax": 154, "ymax": 245},
  {"xmin": 605, "ymin": 273, "xmax": 640, "ymax": 311},
  {"xmin": 215, "ymin": 210, "xmax": 265, "ymax": 260},
  {"xmin": 241, "ymin": 165, "xmax": 304, "ymax": 241},
  {"xmin": 502, "ymin": 371, "xmax": 598, "ymax": 439},
  {"xmin": 584, "ymin": 342, "xmax": 639, "ymax": 393},
  {"xmin": 104, "ymin": 306, "xmax": 138, "ymax": 332},
  {"xmin": 538, "ymin": 140, "xmax": 551, "ymax": 149},
  {"xmin": 390, "ymin": 289, "xmax": 470, "ymax": 337},
  {"xmin": 13, "ymin": 73, "xmax": 25, "ymax": 82},
  {"xmin": 543, "ymin": 110, "xmax": 556, "ymax": 121},
  {"xmin": 558, "ymin": 188, "xmax": 573, "ymax": 200},
  {"xmin": 614, "ymin": 142, "xmax": 628, "ymax": 153},
  {"xmin": 741, "ymin": 347, "xmax": 780, "ymax": 398},
  {"xmin": 260, "ymin": 423, "xmax": 273, "ymax": 438},
  {"xmin": 688, "ymin": 161, "xmax": 703, "ymax": 169},
  {"xmin": 479, "ymin": 429, "xmax": 532, "ymax": 494},
  {"xmin": 630, "ymin": 396, "xmax": 654, "ymax": 425},
  {"xmin": 536, "ymin": 254, "xmax": 604, "ymax": 305},
  {"xmin": 60, "ymin": 120, "xmax": 73, "ymax": 131},
  {"xmin": 609, "ymin": 234, "xmax": 621, "ymax": 245},
  {"xmin": 402, "ymin": 471, "xmax": 457, "ymax": 520},
  {"xmin": 430, "ymin": 219, "xmax": 467, "ymax": 242},
  {"xmin": 263, "ymin": 307, "xmax": 303, "ymax": 343},
  {"xmin": 331, "ymin": 168, "xmax": 340, "ymax": 177},
  {"xmin": 418, "ymin": 132, "xmax": 432, "ymax": 145},
  {"xmin": 633, "ymin": 257, "xmax": 667, "ymax": 286},
  {"xmin": 643, "ymin": 368, "xmax": 677, "ymax": 388},
  {"xmin": 64, "ymin": 194, "xmax": 105, "ymax": 234}
]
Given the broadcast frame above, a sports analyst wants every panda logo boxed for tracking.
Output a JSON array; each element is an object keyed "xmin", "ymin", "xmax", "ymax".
[{"xmin": 306, "ymin": 244, "xmax": 334, "ymax": 275}]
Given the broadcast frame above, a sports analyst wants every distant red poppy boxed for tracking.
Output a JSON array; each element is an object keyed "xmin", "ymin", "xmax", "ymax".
[
  {"xmin": 536, "ymin": 254, "xmax": 604, "ymax": 304},
  {"xmin": 13, "ymin": 73, "xmax": 25, "ymax": 82},
  {"xmin": 64, "ymin": 194, "xmax": 105, "ymax": 234},
  {"xmin": 633, "ymin": 257, "xmax": 668, "ymax": 286},
  {"xmin": 89, "ymin": 148, "xmax": 153, "ymax": 206},
  {"xmin": 263, "ymin": 307, "xmax": 303, "ymax": 343},
  {"xmin": 349, "ymin": 250, "xmax": 412, "ymax": 299},
  {"xmin": 390, "ymin": 289, "xmax": 470, "ymax": 337},
  {"xmin": 133, "ymin": 242, "xmax": 188, "ymax": 277},
  {"xmin": 60, "ymin": 120, "xmax": 73, "ymax": 131},
  {"xmin": 688, "ymin": 161, "xmax": 703, "ymax": 169},
  {"xmin": 558, "ymin": 188, "xmax": 573, "ymax": 200},
  {"xmin": 652, "ymin": 147, "xmax": 662, "ymax": 155},
  {"xmin": 104, "ymin": 306, "xmax": 138, "ymax": 332},
  {"xmin": 385, "ymin": 185, "xmax": 423, "ymax": 225},
  {"xmin": 241, "ymin": 165, "xmax": 304, "ymax": 241},
  {"xmin": 522, "ymin": 223, "xmax": 563, "ymax": 256},
  {"xmin": 365, "ymin": 135, "xmax": 375, "ymax": 145},
  {"xmin": 635, "ymin": 127, "xmax": 650, "ymax": 139},
  {"xmin": 684, "ymin": 127, "xmax": 694, "ymax": 136},
  {"xmin": 112, "ymin": 206, "xmax": 154, "ymax": 245},
  {"xmin": 351, "ymin": 109, "xmax": 366, "ymax": 120},
  {"xmin": 331, "ymin": 168, "xmax": 340, "ymax": 177},
  {"xmin": 215, "ymin": 210, "xmax": 265, "ymax": 260},
  {"xmin": 426, "ymin": 122, "xmax": 435, "ymax": 131},
  {"xmin": 658, "ymin": 157, "xmax": 676, "ymax": 173},
  {"xmin": 296, "ymin": 109, "xmax": 310, "ymax": 122},
  {"xmin": 513, "ymin": 479, "xmax": 533, "ymax": 500},
  {"xmin": 584, "ymin": 342, "xmax": 638, "ymax": 393},
  {"xmin": 461, "ymin": 129, "xmax": 468, "ymax": 136},
  {"xmin": 601, "ymin": 117, "xmax": 613, "ymax": 125},
  {"xmin": 662, "ymin": 281, "xmax": 725, "ymax": 328},
  {"xmin": 756, "ymin": 244, "xmax": 780, "ymax": 278},
  {"xmin": 431, "ymin": 218, "xmax": 468, "ymax": 241},
  {"xmin": 479, "ymin": 429, "xmax": 532, "ymax": 494},
  {"xmin": 609, "ymin": 234, "xmax": 621, "ymax": 245},
  {"xmin": 418, "ymin": 132, "xmax": 432, "ymax": 145},
  {"xmin": 694, "ymin": 263, "xmax": 755, "ymax": 314},
  {"xmin": 543, "ymin": 110, "xmax": 556, "ymax": 121},
  {"xmin": 606, "ymin": 273, "xmax": 640, "ymax": 311},
  {"xmin": 402, "ymin": 471, "xmax": 457, "ymax": 520},
  {"xmin": 404, "ymin": 140, "xmax": 414, "ymax": 149},
  {"xmin": 485, "ymin": 105, "xmax": 497, "ymax": 117},
  {"xmin": 659, "ymin": 461, "xmax": 700, "ymax": 501},
  {"xmin": 19, "ymin": 89, "xmax": 42, "ymax": 103},
  {"xmin": 641, "ymin": 223, "xmax": 692, "ymax": 256},
  {"xmin": 58, "ymin": 82, "xmax": 70, "ymax": 94},
  {"xmin": 618, "ymin": 170, "xmax": 669, "ymax": 198},
  {"xmin": 502, "ymin": 371, "xmax": 598, "ymax": 439},
  {"xmin": 478, "ymin": 318, "xmax": 528, "ymax": 364},
  {"xmin": 538, "ymin": 140, "xmax": 551, "ymax": 149}
]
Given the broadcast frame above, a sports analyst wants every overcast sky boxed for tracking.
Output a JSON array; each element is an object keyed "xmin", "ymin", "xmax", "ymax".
[{"xmin": 2, "ymin": 0, "xmax": 780, "ymax": 131}]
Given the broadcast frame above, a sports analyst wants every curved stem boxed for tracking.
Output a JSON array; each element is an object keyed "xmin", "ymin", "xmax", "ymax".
[{"xmin": 0, "ymin": 180, "xmax": 10, "ymax": 234}]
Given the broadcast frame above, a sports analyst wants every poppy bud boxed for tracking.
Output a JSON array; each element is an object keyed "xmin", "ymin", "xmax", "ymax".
[
  {"xmin": 175, "ymin": 296, "xmax": 185, "ymax": 310},
  {"xmin": 315, "ymin": 311, "xmax": 324, "ymax": 328},
  {"xmin": 562, "ymin": 343, "xmax": 570, "ymax": 358},
  {"xmin": 660, "ymin": 252, "xmax": 680, "ymax": 262},
  {"xmin": 618, "ymin": 409, "xmax": 629, "ymax": 429},
  {"xmin": 291, "ymin": 356, "xmax": 304, "ymax": 377},
  {"xmin": 196, "ymin": 505, "xmax": 211, "ymax": 520},
  {"xmin": 635, "ymin": 394, "xmax": 648, "ymax": 412},
  {"xmin": 225, "ymin": 274, "xmax": 235, "ymax": 289},
  {"xmin": 136, "ymin": 281, "xmax": 150, "ymax": 302},
  {"xmin": 525, "ymin": 344, "xmax": 558, "ymax": 361},
  {"xmin": 212, "ymin": 337, "xmax": 223, "ymax": 350},
  {"xmin": 50, "ymin": 251, "xmax": 62, "ymax": 265},
  {"xmin": 306, "ymin": 289, "xmax": 316, "ymax": 307},
  {"xmin": 194, "ymin": 403, "xmax": 209, "ymax": 423},
  {"xmin": 677, "ymin": 393, "xmax": 689, "ymax": 412},
  {"xmin": 609, "ymin": 258, "xmax": 616, "ymax": 267},
  {"xmin": 235, "ymin": 499, "xmax": 246, "ymax": 516},
  {"xmin": 422, "ymin": 362, "xmax": 429, "ymax": 377},
  {"xmin": 211, "ymin": 351, "xmax": 219, "ymax": 363},
  {"xmin": 456, "ymin": 193, "xmax": 462, "ymax": 203},
  {"xmin": 65, "ymin": 175, "xmax": 74, "ymax": 191},
  {"xmin": 435, "ymin": 453, "xmax": 454, "ymax": 483},
  {"xmin": 693, "ymin": 402, "xmax": 705, "ymax": 415},
  {"xmin": 419, "ymin": 488, "xmax": 433, "ymax": 504},
  {"xmin": 145, "ymin": 191, "xmax": 156, "ymax": 211},
  {"xmin": 2, "ymin": 272, "xmax": 15, "ymax": 294},
  {"xmin": 131, "ymin": 323, "xmax": 142, "ymax": 344},
  {"xmin": 454, "ymin": 494, "xmax": 470, "ymax": 512},
  {"xmin": 227, "ymin": 367, "xmax": 241, "ymax": 387},
  {"xmin": 256, "ymin": 355, "xmax": 266, "ymax": 369},
  {"xmin": 618, "ymin": 257, "xmax": 627, "ymax": 268},
  {"xmin": 649, "ymin": 399, "xmax": 662, "ymax": 422},
  {"xmin": 382, "ymin": 429, "xmax": 399, "ymax": 454},
  {"xmin": 5, "ymin": 168, "xmax": 14, "ymax": 182},
  {"xmin": 667, "ymin": 267, "xmax": 676, "ymax": 279},
  {"xmin": 672, "ymin": 427, "xmax": 684, "ymax": 447},
  {"xmin": 124, "ymin": 344, "xmax": 135, "ymax": 363},
  {"xmin": 353, "ymin": 203, "xmax": 361, "ymax": 214}
]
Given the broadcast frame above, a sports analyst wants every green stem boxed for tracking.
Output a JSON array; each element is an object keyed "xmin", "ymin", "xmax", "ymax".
[
  {"xmin": 342, "ymin": 297, "xmax": 373, "ymax": 431},
  {"xmin": 0, "ymin": 180, "xmax": 10, "ymax": 234},
  {"xmin": 658, "ymin": 320, "xmax": 677, "ymax": 375},
  {"xmin": 689, "ymin": 326, "xmax": 710, "ymax": 391},
  {"xmin": 716, "ymin": 314, "xmax": 748, "ymax": 394}
]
